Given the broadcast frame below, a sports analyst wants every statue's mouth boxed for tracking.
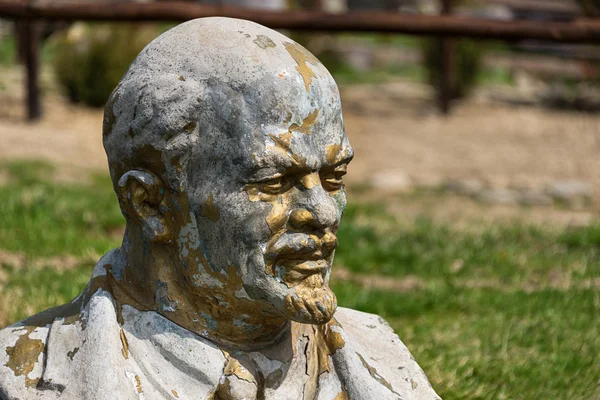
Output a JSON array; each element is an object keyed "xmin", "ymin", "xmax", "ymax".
[
  {"xmin": 265, "ymin": 231, "xmax": 337, "ymax": 284},
  {"xmin": 274, "ymin": 259, "xmax": 329, "ymax": 285}
]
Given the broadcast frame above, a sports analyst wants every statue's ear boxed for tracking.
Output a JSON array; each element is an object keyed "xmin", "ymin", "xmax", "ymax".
[{"xmin": 117, "ymin": 170, "xmax": 170, "ymax": 243}]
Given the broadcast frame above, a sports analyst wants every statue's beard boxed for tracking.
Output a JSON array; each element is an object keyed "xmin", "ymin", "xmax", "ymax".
[
  {"xmin": 241, "ymin": 249, "xmax": 337, "ymax": 325},
  {"xmin": 283, "ymin": 274, "xmax": 337, "ymax": 325}
]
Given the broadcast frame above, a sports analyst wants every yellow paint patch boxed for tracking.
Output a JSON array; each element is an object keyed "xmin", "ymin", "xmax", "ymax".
[
  {"xmin": 172, "ymin": 389, "xmax": 179, "ymax": 398},
  {"xmin": 201, "ymin": 194, "xmax": 220, "ymax": 222},
  {"xmin": 289, "ymin": 109, "xmax": 318, "ymax": 135},
  {"xmin": 326, "ymin": 142, "xmax": 342, "ymax": 165},
  {"xmin": 273, "ymin": 130, "xmax": 294, "ymax": 148},
  {"xmin": 266, "ymin": 198, "xmax": 288, "ymax": 234},
  {"xmin": 300, "ymin": 173, "xmax": 320, "ymax": 190},
  {"xmin": 4, "ymin": 326, "xmax": 44, "ymax": 388},
  {"xmin": 284, "ymin": 42, "xmax": 319, "ymax": 92},
  {"xmin": 135, "ymin": 374, "xmax": 143, "ymax": 393},
  {"xmin": 120, "ymin": 328, "xmax": 129, "ymax": 360},
  {"xmin": 334, "ymin": 391, "xmax": 349, "ymax": 400},
  {"xmin": 222, "ymin": 351, "xmax": 257, "ymax": 384}
]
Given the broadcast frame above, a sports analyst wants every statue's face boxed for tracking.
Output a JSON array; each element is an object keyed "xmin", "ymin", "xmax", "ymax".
[{"xmin": 183, "ymin": 76, "xmax": 353, "ymax": 325}]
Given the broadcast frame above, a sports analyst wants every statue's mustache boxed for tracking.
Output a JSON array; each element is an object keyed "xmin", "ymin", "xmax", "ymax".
[{"xmin": 266, "ymin": 232, "xmax": 337, "ymax": 261}]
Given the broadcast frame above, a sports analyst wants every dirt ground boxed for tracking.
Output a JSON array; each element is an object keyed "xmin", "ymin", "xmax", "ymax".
[{"xmin": 1, "ymin": 65, "xmax": 599, "ymax": 226}]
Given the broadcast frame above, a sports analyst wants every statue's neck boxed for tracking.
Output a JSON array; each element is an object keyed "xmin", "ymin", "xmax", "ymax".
[{"xmin": 106, "ymin": 230, "xmax": 290, "ymax": 350}]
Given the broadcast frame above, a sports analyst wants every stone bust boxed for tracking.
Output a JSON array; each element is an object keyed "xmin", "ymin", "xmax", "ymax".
[{"xmin": 0, "ymin": 18, "xmax": 439, "ymax": 400}]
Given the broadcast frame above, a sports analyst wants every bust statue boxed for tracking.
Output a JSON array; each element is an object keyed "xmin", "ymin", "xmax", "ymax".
[{"xmin": 0, "ymin": 18, "xmax": 439, "ymax": 400}]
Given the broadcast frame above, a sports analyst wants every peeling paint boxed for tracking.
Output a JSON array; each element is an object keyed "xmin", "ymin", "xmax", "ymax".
[
  {"xmin": 289, "ymin": 109, "xmax": 318, "ymax": 135},
  {"xmin": 4, "ymin": 326, "xmax": 44, "ymax": 388},
  {"xmin": 120, "ymin": 328, "xmax": 129, "ymax": 359},
  {"xmin": 135, "ymin": 374, "xmax": 143, "ymax": 393},
  {"xmin": 253, "ymin": 34, "xmax": 276, "ymax": 49},
  {"xmin": 284, "ymin": 42, "xmax": 319, "ymax": 92}
]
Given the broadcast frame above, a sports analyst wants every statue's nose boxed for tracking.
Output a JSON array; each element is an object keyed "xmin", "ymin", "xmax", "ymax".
[
  {"xmin": 289, "ymin": 208, "xmax": 323, "ymax": 230},
  {"xmin": 288, "ymin": 186, "xmax": 338, "ymax": 231}
]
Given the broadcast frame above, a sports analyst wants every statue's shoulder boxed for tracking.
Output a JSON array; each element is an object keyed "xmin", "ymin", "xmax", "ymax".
[
  {"xmin": 333, "ymin": 307, "xmax": 441, "ymax": 400},
  {"xmin": 0, "ymin": 287, "xmax": 119, "ymax": 400},
  {"xmin": 0, "ymin": 319, "xmax": 53, "ymax": 399}
]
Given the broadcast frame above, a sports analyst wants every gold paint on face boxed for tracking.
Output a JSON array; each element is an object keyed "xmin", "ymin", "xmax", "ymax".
[
  {"xmin": 299, "ymin": 173, "xmax": 320, "ymax": 190},
  {"xmin": 284, "ymin": 42, "xmax": 320, "ymax": 92},
  {"xmin": 326, "ymin": 142, "xmax": 342, "ymax": 165},
  {"xmin": 120, "ymin": 328, "xmax": 129, "ymax": 359},
  {"xmin": 4, "ymin": 326, "xmax": 44, "ymax": 388},
  {"xmin": 201, "ymin": 194, "xmax": 220, "ymax": 222},
  {"xmin": 243, "ymin": 130, "xmax": 351, "ymax": 324},
  {"xmin": 265, "ymin": 198, "xmax": 288, "ymax": 235}
]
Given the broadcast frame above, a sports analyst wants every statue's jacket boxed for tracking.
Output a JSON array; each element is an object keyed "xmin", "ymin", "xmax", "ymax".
[{"xmin": 0, "ymin": 257, "xmax": 440, "ymax": 400}]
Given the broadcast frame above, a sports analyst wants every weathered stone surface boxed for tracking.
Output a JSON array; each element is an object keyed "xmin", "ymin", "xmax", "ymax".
[{"xmin": 0, "ymin": 17, "xmax": 439, "ymax": 399}]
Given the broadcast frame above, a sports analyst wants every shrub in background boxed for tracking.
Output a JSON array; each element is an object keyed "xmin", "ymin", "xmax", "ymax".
[
  {"xmin": 53, "ymin": 23, "xmax": 158, "ymax": 107},
  {"xmin": 422, "ymin": 37, "xmax": 483, "ymax": 100}
]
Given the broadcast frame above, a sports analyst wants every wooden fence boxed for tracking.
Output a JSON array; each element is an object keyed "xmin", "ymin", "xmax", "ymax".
[{"xmin": 1, "ymin": 0, "xmax": 600, "ymax": 120}]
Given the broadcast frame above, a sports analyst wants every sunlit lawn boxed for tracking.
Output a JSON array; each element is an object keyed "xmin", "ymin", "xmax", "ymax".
[{"xmin": 1, "ymin": 161, "xmax": 599, "ymax": 399}]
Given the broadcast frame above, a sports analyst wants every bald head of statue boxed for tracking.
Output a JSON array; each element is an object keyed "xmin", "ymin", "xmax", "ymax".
[{"xmin": 102, "ymin": 17, "xmax": 353, "ymax": 348}]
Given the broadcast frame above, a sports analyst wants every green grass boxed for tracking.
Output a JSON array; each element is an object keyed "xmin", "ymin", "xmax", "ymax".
[
  {"xmin": 336, "ymin": 205, "xmax": 599, "ymax": 289},
  {"xmin": 0, "ymin": 161, "xmax": 123, "ymax": 258},
  {"xmin": 333, "ymin": 282, "xmax": 600, "ymax": 400},
  {"xmin": 0, "ymin": 36, "xmax": 16, "ymax": 66},
  {"xmin": 0, "ymin": 160, "xmax": 599, "ymax": 399}
]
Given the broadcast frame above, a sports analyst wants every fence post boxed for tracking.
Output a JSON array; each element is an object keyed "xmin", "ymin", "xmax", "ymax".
[
  {"xmin": 23, "ymin": 20, "xmax": 42, "ymax": 121},
  {"xmin": 438, "ymin": 0, "xmax": 454, "ymax": 115}
]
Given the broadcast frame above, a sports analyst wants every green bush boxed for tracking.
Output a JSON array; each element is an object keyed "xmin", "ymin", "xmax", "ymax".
[
  {"xmin": 422, "ymin": 38, "xmax": 483, "ymax": 100},
  {"xmin": 53, "ymin": 23, "xmax": 158, "ymax": 107}
]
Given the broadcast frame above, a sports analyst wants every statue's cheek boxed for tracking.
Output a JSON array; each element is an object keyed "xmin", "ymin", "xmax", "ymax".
[
  {"xmin": 330, "ymin": 189, "xmax": 347, "ymax": 223},
  {"xmin": 243, "ymin": 184, "xmax": 291, "ymax": 235}
]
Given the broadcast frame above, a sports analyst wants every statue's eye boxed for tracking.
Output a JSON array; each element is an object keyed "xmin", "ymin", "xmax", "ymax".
[
  {"xmin": 258, "ymin": 176, "xmax": 289, "ymax": 195},
  {"xmin": 320, "ymin": 170, "xmax": 346, "ymax": 192}
]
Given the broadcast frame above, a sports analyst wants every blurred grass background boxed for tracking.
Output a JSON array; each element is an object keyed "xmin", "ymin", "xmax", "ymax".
[{"xmin": 1, "ymin": 161, "xmax": 598, "ymax": 399}]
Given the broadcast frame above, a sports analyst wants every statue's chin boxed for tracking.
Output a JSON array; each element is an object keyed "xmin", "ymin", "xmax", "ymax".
[{"xmin": 283, "ymin": 277, "xmax": 337, "ymax": 325}]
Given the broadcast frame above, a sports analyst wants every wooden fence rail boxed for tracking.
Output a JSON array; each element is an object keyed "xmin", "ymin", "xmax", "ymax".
[
  {"xmin": 2, "ymin": 1, "xmax": 600, "ymax": 41},
  {"xmin": 1, "ymin": 0, "xmax": 599, "ymax": 120}
]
